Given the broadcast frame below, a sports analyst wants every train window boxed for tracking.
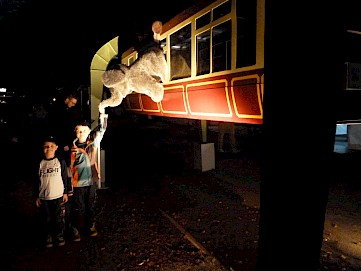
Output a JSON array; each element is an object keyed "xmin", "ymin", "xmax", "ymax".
[
  {"xmin": 170, "ymin": 24, "xmax": 192, "ymax": 80},
  {"xmin": 196, "ymin": 11, "xmax": 211, "ymax": 30},
  {"xmin": 159, "ymin": 38, "xmax": 167, "ymax": 61},
  {"xmin": 197, "ymin": 20, "xmax": 232, "ymax": 75},
  {"xmin": 160, "ymin": 38, "xmax": 166, "ymax": 51},
  {"xmin": 213, "ymin": 0, "xmax": 231, "ymax": 22},
  {"xmin": 197, "ymin": 30, "xmax": 211, "ymax": 76},
  {"xmin": 236, "ymin": 0, "xmax": 257, "ymax": 68},
  {"xmin": 213, "ymin": 20, "xmax": 232, "ymax": 72}
]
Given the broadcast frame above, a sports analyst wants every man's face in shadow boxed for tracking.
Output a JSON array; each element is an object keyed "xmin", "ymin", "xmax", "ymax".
[{"xmin": 65, "ymin": 97, "xmax": 77, "ymax": 108}]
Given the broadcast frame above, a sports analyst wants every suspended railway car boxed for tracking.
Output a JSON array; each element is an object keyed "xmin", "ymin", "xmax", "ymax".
[
  {"xmin": 118, "ymin": 0, "xmax": 263, "ymax": 125},
  {"xmin": 93, "ymin": 0, "xmax": 361, "ymax": 137}
]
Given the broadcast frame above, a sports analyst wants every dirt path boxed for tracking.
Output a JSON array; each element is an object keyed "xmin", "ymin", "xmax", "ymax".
[{"xmin": 3, "ymin": 119, "xmax": 361, "ymax": 270}]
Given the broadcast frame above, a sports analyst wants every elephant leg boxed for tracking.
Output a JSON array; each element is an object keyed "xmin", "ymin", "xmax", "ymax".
[{"xmin": 133, "ymin": 76, "xmax": 164, "ymax": 102}]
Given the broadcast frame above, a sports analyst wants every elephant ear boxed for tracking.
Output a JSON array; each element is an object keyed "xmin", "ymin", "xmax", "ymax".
[{"xmin": 101, "ymin": 66, "xmax": 127, "ymax": 88}]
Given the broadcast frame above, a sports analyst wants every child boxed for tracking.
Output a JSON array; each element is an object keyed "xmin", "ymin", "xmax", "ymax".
[
  {"xmin": 69, "ymin": 113, "xmax": 108, "ymax": 241},
  {"xmin": 34, "ymin": 136, "xmax": 69, "ymax": 248}
]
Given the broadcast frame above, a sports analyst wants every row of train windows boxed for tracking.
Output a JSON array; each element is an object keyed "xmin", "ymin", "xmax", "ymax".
[{"xmin": 160, "ymin": 0, "xmax": 257, "ymax": 81}]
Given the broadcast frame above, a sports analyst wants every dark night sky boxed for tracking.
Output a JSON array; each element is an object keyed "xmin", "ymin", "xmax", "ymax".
[{"xmin": 0, "ymin": 0, "xmax": 196, "ymax": 97}]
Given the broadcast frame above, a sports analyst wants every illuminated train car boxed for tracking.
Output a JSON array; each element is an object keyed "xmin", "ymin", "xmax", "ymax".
[
  {"xmin": 97, "ymin": 0, "xmax": 361, "ymax": 136},
  {"xmin": 120, "ymin": 0, "xmax": 264, "ymax": 125}
]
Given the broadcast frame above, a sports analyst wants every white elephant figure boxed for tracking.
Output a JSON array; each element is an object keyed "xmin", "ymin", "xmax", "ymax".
[{"xmin": 99, "ymin": 47, "xmax": 169, "ymax": 113}]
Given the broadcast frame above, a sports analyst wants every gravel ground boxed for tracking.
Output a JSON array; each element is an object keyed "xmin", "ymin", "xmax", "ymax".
[
  {"xmin": 3, "ymin": 165, "xmax": 258, "ymax": 271},
  {"xmin": 2, "ymin": 117, "xmax": 361, "ymax": 271}
]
